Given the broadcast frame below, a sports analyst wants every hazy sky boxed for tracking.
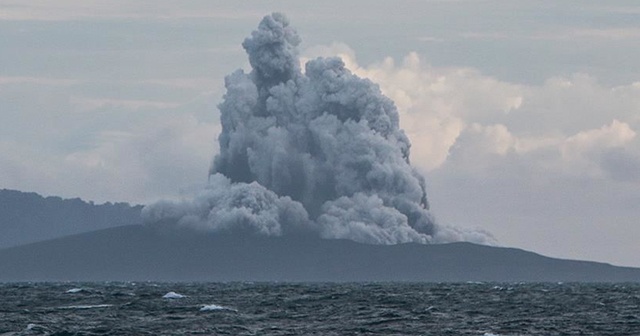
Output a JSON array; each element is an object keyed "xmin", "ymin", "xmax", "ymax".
[{"xmin": 1, "ymin": 1, "xmax": 639, "ymax": 267}]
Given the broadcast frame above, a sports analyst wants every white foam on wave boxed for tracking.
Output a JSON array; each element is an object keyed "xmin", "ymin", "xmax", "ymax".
[
  {"xmin": 200, "ymin": 304, "xmax": 237, "ymax": 312},
  {"xmin": 162, "ymin": 291, "xmax": 185, "ymax": 299},
  {"xmin": 0, "ymin": 323, "xmax": 49, "ymax": 336},
  {"xmin": 66, "ymin": 288, "xmax": 83, "ymax": 293},
  {"xmin": 58, "ymin": 304, "xmax": 113, "ymax": 310}
]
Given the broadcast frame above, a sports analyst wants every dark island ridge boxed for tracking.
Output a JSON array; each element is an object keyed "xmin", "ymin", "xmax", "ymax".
[{"xmin": 1, "ymin": 224, "xmax": 639, "ymax": 283}]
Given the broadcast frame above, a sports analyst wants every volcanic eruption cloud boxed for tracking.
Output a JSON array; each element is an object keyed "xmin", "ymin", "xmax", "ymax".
[{"xmin": 143, "ymin": 13, "xmax": 493, "ymax": 245}]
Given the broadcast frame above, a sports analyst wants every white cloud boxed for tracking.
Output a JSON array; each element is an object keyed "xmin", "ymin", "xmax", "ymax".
[
  {"xmin": 562, "ymin": 120, "xmax": 636, "ymax": 161},
  {"xmin": 515, "ymin": 74, "xmax": 640, "ymax": 134}
]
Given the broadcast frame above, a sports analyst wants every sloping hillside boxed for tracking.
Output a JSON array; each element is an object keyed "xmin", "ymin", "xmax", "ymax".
[
  {"xmin": 1, "ymin": 224, "xmax": 639, "ymax": 282},
  {"xmin": 0, "ymin": 189, "xmax": 142, "ymax": 248}
]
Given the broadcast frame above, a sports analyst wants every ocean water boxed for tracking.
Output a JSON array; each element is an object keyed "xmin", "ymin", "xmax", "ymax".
[{"xmin": 0, "ymin": 282, "xmax": 638, "ymax": 335}]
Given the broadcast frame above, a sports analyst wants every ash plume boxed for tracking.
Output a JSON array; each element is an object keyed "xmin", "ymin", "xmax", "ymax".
[{"xmin": 143, "ymin": 13, "xmax": 493, "ymax": 245}]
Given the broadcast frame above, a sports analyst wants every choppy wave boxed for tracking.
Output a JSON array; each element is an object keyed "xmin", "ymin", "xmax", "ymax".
[
  {"xmin": 57, "ymin": 304, "xmax": 113, "ymax": 310},
  {"xmin": 0, "ymin": 282, "xmax": 638, "ymax": 335}
]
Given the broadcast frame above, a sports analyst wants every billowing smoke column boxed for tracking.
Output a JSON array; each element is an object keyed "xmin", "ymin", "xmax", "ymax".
[{"xmin": 144, "ymin": 13, "xmax": 489, "ymax": 245}]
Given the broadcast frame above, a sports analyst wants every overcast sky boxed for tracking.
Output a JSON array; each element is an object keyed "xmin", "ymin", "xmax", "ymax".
[{"xmin": 1, "ymin": 0, "xmax": 639, "ymax": 267}]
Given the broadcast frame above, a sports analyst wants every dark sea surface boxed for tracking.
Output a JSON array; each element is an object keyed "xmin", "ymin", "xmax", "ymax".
[{"xmin": 0, "ymin": 282, "xmax": 638, "ymax": 335}]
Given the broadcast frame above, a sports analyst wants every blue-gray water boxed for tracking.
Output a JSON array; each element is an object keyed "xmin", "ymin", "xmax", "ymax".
[{"xmin": 0, "ymin": 282, "xmax": 638, "ymax": 335}]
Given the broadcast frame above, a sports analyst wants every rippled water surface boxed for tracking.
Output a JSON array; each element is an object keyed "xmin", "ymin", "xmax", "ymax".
[{"xmin": 0, "ymin": 282, "xmax": 639, "ymax": 335}]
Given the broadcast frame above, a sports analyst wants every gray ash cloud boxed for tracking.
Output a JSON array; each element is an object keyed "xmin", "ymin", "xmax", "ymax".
[{"xmin": 143, "ymin": 13, "xmax": 493, "ymax": 245}]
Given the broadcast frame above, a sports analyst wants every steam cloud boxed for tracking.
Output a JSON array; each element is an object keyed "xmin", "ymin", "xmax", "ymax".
[{"xmin": 143, "ymin": 13, "xmax": 493, "ymax": 245}]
